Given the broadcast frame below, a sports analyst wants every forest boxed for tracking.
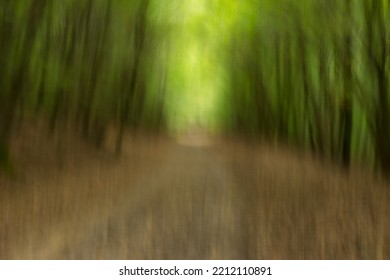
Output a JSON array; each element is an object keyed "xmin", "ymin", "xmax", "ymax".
[
  {"xmin": 0, "ymin": 0, "xmax": 389, "ymax": 260},
  {"xmin": 0, "ymin": 0, "xmax": 389, "ymax": 175},
  {"xmin": 223, "ymin": 0, "xmax": 390, "ymax": 175}
]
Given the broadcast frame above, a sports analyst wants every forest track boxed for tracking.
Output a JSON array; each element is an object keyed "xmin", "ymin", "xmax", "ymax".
[
  {"xmin": 51, "ymin": 145, "xmax": 252, "ymax": 259},
  {"xmin": 0, "ymin": 132, "xmax": 254, "ymax": 259},
  {"xmin": 1, "ymin": 131, "xmax": 389, "ymax": 259}
]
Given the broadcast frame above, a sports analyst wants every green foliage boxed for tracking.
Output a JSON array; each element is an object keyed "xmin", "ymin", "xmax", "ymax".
[
  {"xmin": 0, "ymin": 0, "xmax": 171, "ymax": 167},
  {"xmin": 0, "ymin": 0, "xmax": 389, "ymax": 175},
  {"xmin": 222, "ymin": 0, "xmax": 390, "ymax": 173}
]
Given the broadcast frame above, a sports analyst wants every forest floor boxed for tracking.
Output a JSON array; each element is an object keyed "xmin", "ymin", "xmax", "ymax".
[{"xmin": 0, "ymin": 122, "xmax": 389, "ymax": 259}]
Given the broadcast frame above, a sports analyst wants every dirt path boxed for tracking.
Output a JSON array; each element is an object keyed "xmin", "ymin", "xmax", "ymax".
[
  {"xmin": 1, "ymin": 133, "xmax": 255, "ymax": 259},
  {"xmin": 46, "ymin": 144, "xmax": 251, "ymax": 259},
  {"xmin": 1, "ymin": 132, "xmax": 389, "ymax": 259}
]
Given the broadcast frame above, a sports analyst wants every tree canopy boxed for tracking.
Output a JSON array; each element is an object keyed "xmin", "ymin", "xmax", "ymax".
[{"xmin": 0, "ymin": 0, "xmax": 389, "ymax": 175}]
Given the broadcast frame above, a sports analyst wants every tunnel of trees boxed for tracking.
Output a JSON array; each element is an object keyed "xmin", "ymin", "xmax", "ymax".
[{"xmin": 0, "ymin": 0, "xmax": 389, "ymax": 176}]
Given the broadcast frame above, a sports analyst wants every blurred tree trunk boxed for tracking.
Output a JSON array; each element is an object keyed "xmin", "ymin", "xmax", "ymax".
[
  {"xmin": 50, "ymin": 8, "xmax": 78, "ymax": 132},
  {"xmin": 116, "ymin": 0, "xmax": 150, "ymax": 155},
  {"xmin": 297, "ymin": 21, "xmax": 317, "ymax": 152},
  {"xmin": 80, "ymin": 0, "xmax": 112, "ymax": 140},
  {"xmin": 364, "ymin": 1, "xmax": 390, "ymax": 174},
  {"xmin": 35, "ymin": 1, "xmax": 53, "ymax": 113},
  {"xmin": 0, "ymin": 0, "xmax": 47, "ymax": 170},
  {"xmin": 339, "ymin": 0, "xmax": 353, "ymax": 168}
]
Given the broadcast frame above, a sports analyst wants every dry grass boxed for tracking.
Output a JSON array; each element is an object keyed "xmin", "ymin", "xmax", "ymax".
[
  {"xmin": 221, "ymin": 139, "xmax": 390, "ymax": 259},
  {"xmin": 0, "ymin": 120, "xmax": 170, "ymax": 259}
]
